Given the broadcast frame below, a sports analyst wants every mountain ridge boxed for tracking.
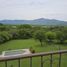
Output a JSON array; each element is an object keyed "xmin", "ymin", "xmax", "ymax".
[{"xmin": 0, "ymin": 18, "xmax": 67, "ymax": 25}]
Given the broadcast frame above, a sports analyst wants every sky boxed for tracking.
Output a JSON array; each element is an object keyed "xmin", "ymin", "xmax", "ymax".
[{"xmin": 0, "ymin": 0, "xmax": 67, "ymax": 21}]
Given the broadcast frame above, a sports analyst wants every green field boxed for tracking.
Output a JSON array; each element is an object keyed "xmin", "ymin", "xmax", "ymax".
[{"xmin": 0, "ymin": 39, "xmax": 67, "ymax": 67}]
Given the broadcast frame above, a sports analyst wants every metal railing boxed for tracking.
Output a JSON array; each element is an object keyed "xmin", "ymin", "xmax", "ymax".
[{"xmin": 0, "ymin": 50, "xmax": 67, "ymax": 67}]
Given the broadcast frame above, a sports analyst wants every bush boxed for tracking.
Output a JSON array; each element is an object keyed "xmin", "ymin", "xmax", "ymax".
[
  {"xmin": 0, "ymin": 31, "xmax": 13, "ymax": 44},
  {"xmin": 19, "ymin": 30, "xmax": 32, "ymax": 39},
  {"xmin": 0, "ymin": 36, "xmax": 5, "ymax": 44},
  {"xmin": 64, "ymin": 40, "xmax": 67, "ymax": 44}
]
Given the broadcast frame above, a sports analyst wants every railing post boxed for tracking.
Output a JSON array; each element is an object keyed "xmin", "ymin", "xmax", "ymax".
[
  {"xmin": 59, "ymin": 53, "xmax": 61, "ymax": 67},
  {"xmin": 50, "ymin": 54, "xmax": 53, "ymax": 67},
  {"xmin": 5, "ymin": 61, "xmax": 7, "ymax": 67},
  {"xmin": 30, "ymin": 57, "xmax": 32, "ymax": 67},
  {"xmin": 41, "ymin": 56, "xmax": 43, "ymax": 67},
  {"xmin": 18, "ymin": 59, "xmax": 20, "ymax": 67}
]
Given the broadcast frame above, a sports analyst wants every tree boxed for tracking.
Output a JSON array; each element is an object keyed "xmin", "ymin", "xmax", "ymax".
[
  {"xmin": 0, "ymin": 36, "xmax": 5, "ymax": 44},
  {"xmin": 11, "ymin": 32, "xmax": 19, "ymax": 39},
  {"xmin": 19, "ymin": 29, "xmax": 32, "ymax": 39},
  {"xmin": 0, "ymin": 26, "xmax": 6, "ymax": 31},
  {"xmin": 56, "ymin": 31, "xmax": 66, "ymax": 44},
  {"xmin": 45, "ymin": 31, "xmax": 56, "ymax": 44},
  {"xmin": 34, "ymin": 30, "xmax": 46, "ymax": 46},
  {"xmin": 18, "ymin": 24, "xmax": 32, "ymax": 29}
]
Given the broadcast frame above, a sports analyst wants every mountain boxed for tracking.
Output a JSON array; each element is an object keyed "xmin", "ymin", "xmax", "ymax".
[{"xmin": 0, "ymin": 18, "xmax": 67, "ymax": 26}]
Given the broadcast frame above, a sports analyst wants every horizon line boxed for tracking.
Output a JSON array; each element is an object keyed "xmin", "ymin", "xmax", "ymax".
[{"xmin": 0, "ymin": 18, "xmax": 67, "ymax": 22}]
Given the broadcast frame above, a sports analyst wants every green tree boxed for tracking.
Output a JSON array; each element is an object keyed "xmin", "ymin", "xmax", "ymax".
[
  {"xmin": 18, "ymin": 24, "xmax": 32, "ymax": 29},
  {"xmin": 34, "ymin": 30, "xmax": 46, "ymax": 46},
  {"xmin": 45, "ymin": 31, "xmax": 56, "ymax": 43},
  {"xmin": 19, "ymin": 29, "xmax": 32, "ymax": 39},
  {"xmin": 0, "ymin": 35, "xmax": 5, "ymax": 44},
  {"xmin": 56, "ymin": 31, "xmax": 65, "ymax": 44}
]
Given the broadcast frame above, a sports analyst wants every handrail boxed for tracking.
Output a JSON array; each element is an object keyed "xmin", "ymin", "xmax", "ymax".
[{"xmin": 0, "ymin": 50, "xmax": 67, "ymax": 62}]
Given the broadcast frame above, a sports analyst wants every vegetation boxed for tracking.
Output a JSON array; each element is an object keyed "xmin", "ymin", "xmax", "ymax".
[
  {"xmin": 34, "ymin": 30, "xmax": 46, "ymax": 46},
  {"xmin": 0, "ymin": 24, "xmax": 67, "ymax": 46},
  {"xmin": 0, "ymin": 24, "xmax": 67, "ymax": 67}
]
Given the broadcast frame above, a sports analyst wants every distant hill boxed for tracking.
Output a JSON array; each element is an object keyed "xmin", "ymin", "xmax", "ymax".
[{"xmin": 0, "ymin": 18, "xmax": 67, "ymax": 26}]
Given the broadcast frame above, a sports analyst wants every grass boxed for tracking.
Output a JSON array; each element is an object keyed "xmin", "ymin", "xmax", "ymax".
[{"xmin": 0, "ymin": 39, "xmax": 67, "ymax": 67}]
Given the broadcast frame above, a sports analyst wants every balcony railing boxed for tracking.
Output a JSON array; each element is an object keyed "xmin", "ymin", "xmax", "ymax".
[{"xmin": 0, "ymin": 50, "xmax": 67, "ymax": 67}]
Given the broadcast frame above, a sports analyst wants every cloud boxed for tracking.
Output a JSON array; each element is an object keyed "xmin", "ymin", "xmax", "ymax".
[{"xmin": 0, "ymin": 0, "xmax": 67, "ymax": 21}]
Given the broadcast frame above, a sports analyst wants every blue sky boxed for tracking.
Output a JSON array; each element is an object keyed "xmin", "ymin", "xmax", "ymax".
[{"xmin": 0, "ymin": 0, "xmax": 67, "ymax": 21}]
